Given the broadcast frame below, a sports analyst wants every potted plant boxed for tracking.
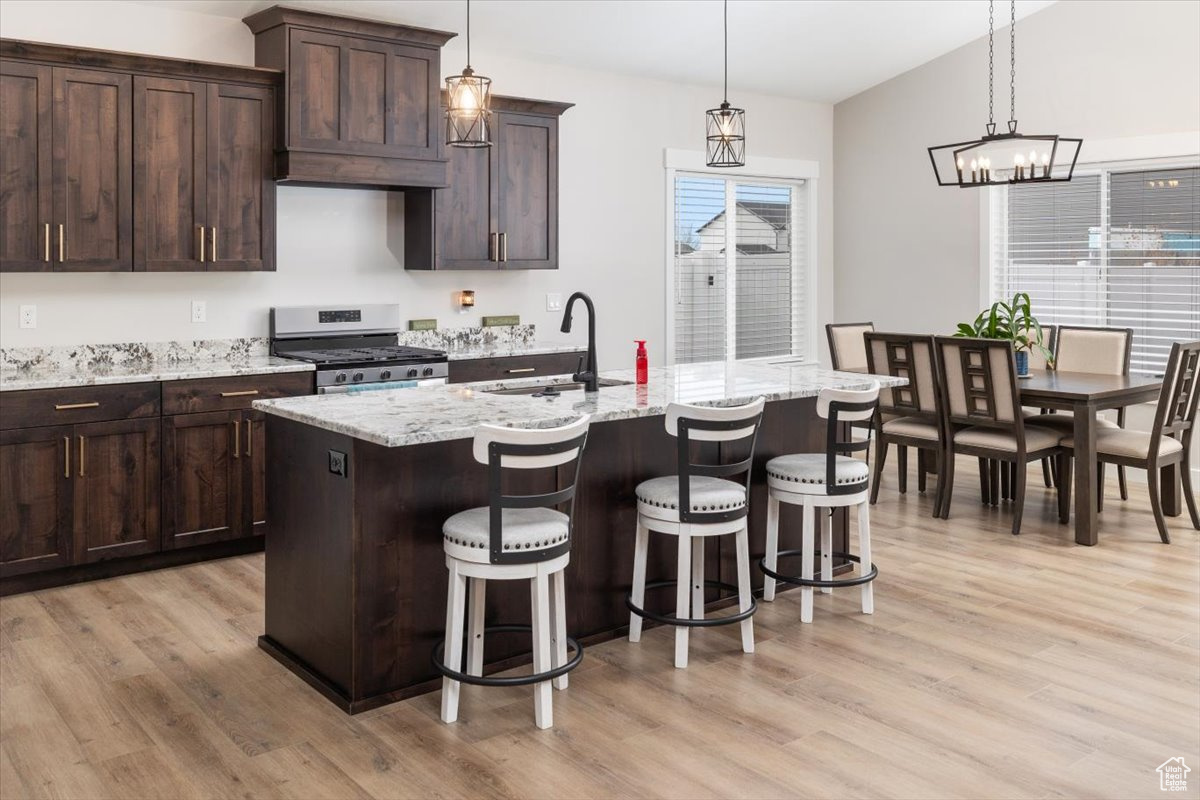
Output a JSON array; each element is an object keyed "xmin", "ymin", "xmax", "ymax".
[{"xmin": 955, "ymin": 292, "xmax": 1054, "ymax": 378}]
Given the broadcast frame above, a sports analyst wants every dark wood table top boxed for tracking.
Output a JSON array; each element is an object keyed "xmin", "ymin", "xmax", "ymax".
[{"xmin": 1017, "ymin": 370, "xmax": 1162, "ymax": 405}]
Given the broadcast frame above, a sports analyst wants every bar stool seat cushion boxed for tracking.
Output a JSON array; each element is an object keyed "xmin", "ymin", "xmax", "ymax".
[
  {"xmin": 766, "ymin": 453, "xmax": 869, "ymax": 494},
  {"xmin": 443, "ymin": 507, "xmax": 569, "ymax": 563},
  {"xmin": 881, "ymin": 416, "xmax": 940, "ymax": 440},
  {"xmin": 1024, "ymin": 411, "xmax": 1120, "ymax": 430},
  {"xmin": 1059, "ymin": 429, "xmax": 1183, "ymax": 460},
  {"xmin": 954, "ymin": 425, "xmax": 1060, "ymax": 453},
  {"xmin": 635, "ymin": 476, "xmax": 747, "ymax": 521}
]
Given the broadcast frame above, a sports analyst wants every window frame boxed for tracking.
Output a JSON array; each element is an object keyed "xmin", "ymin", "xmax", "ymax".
[{"xmin": 663, "ymin": 149, "xmax": 819, "ymax": 367}]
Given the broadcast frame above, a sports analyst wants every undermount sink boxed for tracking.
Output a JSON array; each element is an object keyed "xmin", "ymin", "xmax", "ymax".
[{"xmin": 486, "ymin": 378, "xmax": 633, "ymax": 397}]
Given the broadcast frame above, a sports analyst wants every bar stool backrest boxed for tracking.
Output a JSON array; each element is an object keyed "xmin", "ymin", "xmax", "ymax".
[
  {"xmin": 817, "ymin": 383, "xmax": 880, "ymax": 495},
  {"xmin": 473, "ymin": 415, "xmax": 591, "ymax": 565},
  {"xmin": 665, "ymin": 398, "xmax": 766, "ymax": 524},
  {"xmin": 826, "ymin": 322, "xmax": 874, "ymax": 372},
  {"xmin": 933, "ymin": 337, "xmax": 1024, "ymax": 435},
  {"xmin": 1150, "ymin": 341, "xmax": 1200, "ymax": 456},
  {"xmin": 864, "ymin": 333, "xmax": 941, "ymax": 427},
  {"xmin": 1054, "ymin": 326, "xmax": 1132, "ymax": 376}
]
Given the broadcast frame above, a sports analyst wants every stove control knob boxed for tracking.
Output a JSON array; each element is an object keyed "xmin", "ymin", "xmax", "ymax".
[
  {"xmin": 422, "ymin": 367, "xmax": 435, "ymax": 377},
  {"xmin": 379, "ymin": 369, "xmax": 392, "ymax": 381},
  {"xmin": 352, "ymin": 371, "xmax": 365, "ymax": 382},
  {"xmin": 334, "ymin": 372, "xmax": 347, "ymax": 384},
  {"xmin": 406, "ymin": 368, "xmax": 419, "ymax": 379}
]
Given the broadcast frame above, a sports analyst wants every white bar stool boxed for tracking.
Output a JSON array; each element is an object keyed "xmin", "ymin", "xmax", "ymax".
[
  {"xmin": 627, "ymin": 398, "xmax": 766, "ymax": 669},
  {"xmin": 435, "ymin": 415, "xmax": 590, "ymax": 730},
  {"xmin": 761, "ymin": 384, "xmax": 880, "ymax": 623}
]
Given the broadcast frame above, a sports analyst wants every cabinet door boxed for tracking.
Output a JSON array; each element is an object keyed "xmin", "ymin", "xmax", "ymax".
[
  {"xmin": 244, "ymin": 410, "xmax": 268, "ymax": 536},
  {"xmin": 0, "ymin": 426, "xmax": 73, "ymax": 577},
  {"xmin": 0, "ymin": 61, "xmax": 53, "ymax": 271},
  {"xmin": 287, "ymin": 29, "xmax": 344, "ymax": 151},
  {"xmin": 162, "ymin": 411, "xmax": 244, "ymax": 549},
  {"xmin": 435, "ymin": 141, "xmax": 499, "ymax": 269},
  {"xmin": 495, "ymin": 112, "xmax": 558, "ymax": 270},
  {"xmin": 207, "ymin": 83, "xmax": 274, "ymax": 271},
  {"xmin": 51, "ymin": 67, "xmax": 132, "ymax": 270},
  {"xmin": 133, "ymin": 77, "xmax": 208, "ymax": 271},
  {"xmin": 71, "ymin": 418, "xmax": 160, "ymax": 563}
]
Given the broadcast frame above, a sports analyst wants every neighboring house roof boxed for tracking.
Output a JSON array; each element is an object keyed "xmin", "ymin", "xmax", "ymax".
[
  {"xmin": 727, "ymin": 243, "xmax": 781, "ymax": 255},
  {"xmin": 696, "ymin": 200, "xmax": 789, "ymax": 233},
  {"xmin": 675, "ymin": 242, "xmax": 696, "ymax": 254}
]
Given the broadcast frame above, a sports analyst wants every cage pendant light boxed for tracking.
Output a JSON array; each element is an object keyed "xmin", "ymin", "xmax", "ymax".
[
  {"xmin": 928, "ymin": 0, "xmax": 1080, "ymax": 187},
  {"xmin": 705, "ymin": 0, "xmax": 745, "ymax": 168},
  {"xmin": 446, "ymin": 0, "xmax": 492, "ymax": 148}
]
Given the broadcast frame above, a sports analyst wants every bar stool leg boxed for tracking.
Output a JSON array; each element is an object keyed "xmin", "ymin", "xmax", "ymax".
[
  {"xmin": 763, "ymin": 494, "xmax": 780, "ymax": 602},
  {"xmin": 550, "ymin": 570, "xmax": 568, "ymax": 691},
  {"xmin": 530, "ymin": 571, "xmax": 553, "ymax": 729},
  {"xmin": 819, "ymin": 509, "xmax": 833, "ymax": 595},
  {"xmin": 691, "ymin": 537, "xmax": 705, "ymax": 622},
  {"xmin": 735, "ymin": 524, "xmax": 754, "ymax": 654},
  {"xmin": 440, "ymin": 561, "xmax": 467, "ymax": 723},
  {"xmin": 466, "ymin": 577, "xmax": 486, "ymax": 677},
  {"xmin": 628, "ymin": 519, "xmax": 649, "ymax": 643},
  {"xmin": 858, "ymin": 500, "xmax": 874, "ymax": 615},
  {"xmin": 801, "ymin": 500, "xmax": 815, "ymax": 624},
  {"xmin": 674, "ymin": 534, "xmax": 692, "ymax": 668}
]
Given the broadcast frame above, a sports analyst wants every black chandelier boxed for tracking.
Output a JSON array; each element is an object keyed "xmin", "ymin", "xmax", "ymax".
[
  {"xmin": 705, "ymin": 0, "xmax": 745, "ymax": 168},
  {"xmin": 928, "ymin": 0, "xmax": 1081, "ymax": 188},
  {"xmin": 445, "ymin": 0, "xmax": 492, "ymax": 148}
]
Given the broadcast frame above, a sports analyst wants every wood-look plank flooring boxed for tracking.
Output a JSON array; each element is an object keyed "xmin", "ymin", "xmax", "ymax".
[{"xmin": 2, "ymin": 457, "xmax": 1198, "ymax": 799}]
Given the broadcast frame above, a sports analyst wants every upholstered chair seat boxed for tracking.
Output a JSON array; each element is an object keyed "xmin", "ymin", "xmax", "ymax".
[
  {"xmin": 766, "ymin": 453, "xmax": 871, "ymax": 494},
  {"xmin": 881, "ymin": 416, "xmax": 941, "ymax": 440},
  {"xmin": 953, "ymin": 425, "xmax": 1062, "ymax": 453},
  {"xmin": 443, "ymin": 507, "xmax": 570, "ymax": 563},
  {"xmin": 1059, "ymin": 429, "xmax": 1184, "ymax": 460},
  {"xmin": 635, "ymin": 476, "xmax": 747, "ymax": 521}
]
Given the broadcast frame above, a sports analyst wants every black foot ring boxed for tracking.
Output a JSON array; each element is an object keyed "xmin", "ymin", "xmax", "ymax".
[
  {"xmin": 759, "ymin": 550, "xmax": 878, "ymax": 589},
  {"xmin": 432, "ymin": 624, "xmax": 583, "ymax": 687},
  {"xmin": 626, "ymin": 579, "xmax": 757, "ymax": 628}
]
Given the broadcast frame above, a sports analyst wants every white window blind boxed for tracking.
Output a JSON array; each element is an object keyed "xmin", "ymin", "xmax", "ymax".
[
  {"xmin": 672, "ymin": 175, "xmax": 807, "ymax": 364},
  {"xmin": 991, "ymin": 164, "xmax": 1200, "ymax": 375}
]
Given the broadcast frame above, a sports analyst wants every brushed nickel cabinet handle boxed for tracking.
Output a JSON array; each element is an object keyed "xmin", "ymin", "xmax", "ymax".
[
  {"xmin": 500, "ymin": 232, "xmax": 507, "ymax": 262},
  {"xmin": 232, "ymin": 419, "xmax": 240, "ymax": 458},
  {"xmin": 44, "ymin": 223, "xmax": 50, "ymax": 262},
  {"xmin": 78, "ymin": 435, "xmax": 86, "ymax": 477},
  {"xmin": 64, "ymin": 436, "xmax": 70, "ymax": 478},
  {"xmin": 199, "ymin": 225, "xmax": 205, "ymax": 262},
  {"xmin": 58, "ymin": 224, "xmax": 64, "ymax": 262},
  {"xmin": 505, "ymin": 367, "xmax": 536, "ymax": 374},
  {"xmin": 211, "ymin": 226, "xmax": 217, "ymax": 262},
  {"xmin": 219, "ymin": 389, "xmax": 259, "ymax": 397},
  {"xmin": 54, "ymin": 402, "xmax": 100, "ymax": 411},
  {"xmin": 490, "ymin": 232, "xmax": 498, "ymax": 262}
]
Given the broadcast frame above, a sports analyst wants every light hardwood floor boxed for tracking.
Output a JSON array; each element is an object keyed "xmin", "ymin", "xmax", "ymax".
[{"xmin": 2, "ymin": 458, "xmax": 1198, "ymax": 800}]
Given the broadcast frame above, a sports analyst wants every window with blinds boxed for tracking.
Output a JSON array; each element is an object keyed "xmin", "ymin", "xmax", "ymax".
[
  {"xmin": 991, "ymin": 164, "xmax": 1200, "ymax": 375},
  {"xmin": 672, "ymin": 175, "xmax": 807, "ymax": 364}
]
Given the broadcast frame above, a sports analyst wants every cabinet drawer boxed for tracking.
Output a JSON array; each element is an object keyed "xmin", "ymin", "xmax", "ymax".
[
  {"xmin": 1, "ymin": 383, "xmax": 159, "ymax": 430},
  {"xmin": 162, "ymin": 372, "xmax": 314, "ymax": 414},
  {"xmin": 447, "ymin": 351, "xmax": 584, "ymax": 384}
]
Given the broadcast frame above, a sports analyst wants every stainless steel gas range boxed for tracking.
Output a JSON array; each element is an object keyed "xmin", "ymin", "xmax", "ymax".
[{"xmin": 270, "ymin": 304, "xmax": 448, "ymax": 393}]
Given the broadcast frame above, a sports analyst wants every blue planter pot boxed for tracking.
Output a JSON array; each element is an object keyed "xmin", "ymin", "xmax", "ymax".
[{"xmin": 1015, "ymin": 349, "xmax": 1030, "ymax": 377}]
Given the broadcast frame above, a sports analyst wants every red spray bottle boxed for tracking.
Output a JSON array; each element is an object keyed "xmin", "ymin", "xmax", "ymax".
[{"xmin": 634, "ymin": 340, "xmax": 648, "ymax": 385}]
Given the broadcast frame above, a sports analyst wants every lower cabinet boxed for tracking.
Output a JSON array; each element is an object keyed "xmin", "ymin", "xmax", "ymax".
[
  {"xmin": 0, "ymin": 425, "xmax": 74, "ymax": 576},
  {"xmin": 163, "ymin": 408, "xmax": 269, "ymax": 550}
]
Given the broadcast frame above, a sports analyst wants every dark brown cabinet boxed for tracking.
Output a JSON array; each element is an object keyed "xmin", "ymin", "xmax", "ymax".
[
  {"xmin": 447, "ymin": 351, "xmax": 584, "ymax": 384},
  {"xmin": 162, "ymin": 410, "xmax": 245, "ymax": 549},
  {"xmin": 0, "ymin": 39, "xmax": 279, "ymax": 273},
  {"xmin": 72, "ymin": 418, "xmax": 160, "ymax": 562},
  {"xmin": 0, "ymin": 425, "xmax": 73, "ymax": 576},
  {"xmin": 405, "ymin": 99, "xmax": 570, "ymax": 271},
  {"xmin": 244, "ymin": 6, "xmax": 454, "ymax": 188}
]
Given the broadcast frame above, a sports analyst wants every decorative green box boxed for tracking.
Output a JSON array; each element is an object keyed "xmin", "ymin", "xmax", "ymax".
[
  {"xmin": 407, "ymin": 318, "xmax": 438, "ymax": 331},
  {"xmin": 482, "ymin": 315, "xmax": 520, "ymax": 327}
]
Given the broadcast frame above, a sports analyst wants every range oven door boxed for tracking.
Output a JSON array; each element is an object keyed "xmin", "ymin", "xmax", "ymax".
[{"xmin": 317, "ymin": 377, "xmax": 447, "ymax": 395}]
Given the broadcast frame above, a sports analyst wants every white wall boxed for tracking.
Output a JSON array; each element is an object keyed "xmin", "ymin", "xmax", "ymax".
[{"xmin": 0, "ymin": 0, "xmax": 835, "ymax": 371}]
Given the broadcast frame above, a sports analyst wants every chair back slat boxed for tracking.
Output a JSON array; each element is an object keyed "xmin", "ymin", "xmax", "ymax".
[
  {"xmin": 934, "ymin": 337, "xmax": 1022, "ymax": 432},
  {"xmin": 826, "ymin": 322, "xmax": 874, "ymax": 372},
  {"xmin": 864, "ymin": 333, "xmax": 940, "ymax": 425},
  {"xmin": 1152, "ymin": 342, "xmax": 1200, "ymax": 446},
  {"xmin": 1054, "ymin": 325, "xmax": 1132, "ymax": 376},
  {"xmin": 668, "ymin": 398, "xmax": 765, "ymax": 524},
  {"xmin": 819, "ymin": 383, "xmax": 879, "ymax": 495}
]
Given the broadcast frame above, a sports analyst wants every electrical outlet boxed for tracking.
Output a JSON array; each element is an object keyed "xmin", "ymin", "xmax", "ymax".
[
  {"xmin": 18, "ymin": 305, "xmax": 37, "ymax": 329},
  {"xmin": 191, "ymin": 300, "xmax": 206, "ymax": 323},
  {"xmin": 545, "ymin": 293, "xmax": 562, "ymax": 312}
]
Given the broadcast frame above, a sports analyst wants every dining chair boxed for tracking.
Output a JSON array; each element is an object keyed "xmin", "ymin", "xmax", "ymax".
[
  {"xmin": 864, "ymin": 333, "xmax": 945, "ymax": 514},
  {"xmin": 1057, "ymin": 340, "xmax": 1200, "ymax": 544},
  {"xmin": 1026, "ymin": 326, "xmax": 1133, "ymax": 500},
  {"xmin": 932, "ymin": 337, "xmax": 1068, "ymax": 534},
  {"xmin": 826, "ymin": 322, "xmax": 874, "ymax": 372}
]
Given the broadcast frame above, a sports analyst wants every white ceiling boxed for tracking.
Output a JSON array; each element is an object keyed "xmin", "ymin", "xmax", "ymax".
[{"xmin": 132, "ymin": 0, "xmax": 1057, "ymax": 103}]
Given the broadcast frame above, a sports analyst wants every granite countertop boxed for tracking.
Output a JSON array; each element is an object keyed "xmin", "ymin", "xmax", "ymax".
[
  {"xmin": 254, "ymin": 360, "xmax": 907, "ymax": 448},
  {"xmin": 0, "ymin": 355, "xmax": 314, "ymax": 392}
]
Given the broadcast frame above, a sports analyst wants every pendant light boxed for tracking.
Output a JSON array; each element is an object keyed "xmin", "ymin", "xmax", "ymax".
[
  {"xmin": 705, "ymin": 0, "xmax": 745, "ymax": 168},
  {"xmin": 445, "ymin": 0, "xmax": 492, "ymax": 148},
  {"xmin": 928, "ymin": 0, "xmax": 1081, "ymax": 187}
]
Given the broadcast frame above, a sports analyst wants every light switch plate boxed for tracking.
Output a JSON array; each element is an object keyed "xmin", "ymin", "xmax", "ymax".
[
  {"xmin": 18, "ymin": 305, "xmax": 36, "ymax": 329},
  {"xmin": 191, "ymin": 300, "xmax": 206, "ymax": 323},
  {"xmin": 545, "ymin": 293, "xmax": 562, "ymax": 312}
]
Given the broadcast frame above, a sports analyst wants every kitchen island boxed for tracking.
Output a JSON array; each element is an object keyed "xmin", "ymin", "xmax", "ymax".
[{"xmin": 255, "ymin": 361, "xmax": 905, "ymax": 713}]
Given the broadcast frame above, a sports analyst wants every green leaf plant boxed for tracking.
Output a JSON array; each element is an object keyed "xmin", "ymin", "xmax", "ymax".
[{"xmin": 954, "ymin": 292, "xmax": 1055, "ymax": 366}]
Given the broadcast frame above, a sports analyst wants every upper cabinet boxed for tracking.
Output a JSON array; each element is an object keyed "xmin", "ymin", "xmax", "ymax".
[
  {"xmin": 405, "ymin": 97, "xmax": 571, "ymax": 271},
  {"xmin": 0, "ymin": 39, "xmax": 279, "ymax": 273},
  {"xmin": 244, "ymin": 6, "xmax": 455, "ymax": 189}
]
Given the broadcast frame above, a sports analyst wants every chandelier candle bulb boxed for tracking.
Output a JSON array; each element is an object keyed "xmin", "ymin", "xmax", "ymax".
[
  {"xmin": 970, "ymin": 159, "xmax": 978, "ymax": 183},
  {"xmin": 956, "ymin": 156, "xmax": 965, "ymax": 182},
  {"xmin": 1042, "ymin": 152, "xmax": 1051, "ymax": 177}
]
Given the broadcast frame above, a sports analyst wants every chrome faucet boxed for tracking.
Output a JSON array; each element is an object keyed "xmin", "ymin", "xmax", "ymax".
[{"xmin": 560, "ymin": 292, "xmax": 598, "ymax": 392}]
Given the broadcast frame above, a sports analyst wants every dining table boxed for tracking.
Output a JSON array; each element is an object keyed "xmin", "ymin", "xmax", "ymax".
[{"xmin": 1018, "ymin": 369, "xmax": 1174, "ymax": 545}]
